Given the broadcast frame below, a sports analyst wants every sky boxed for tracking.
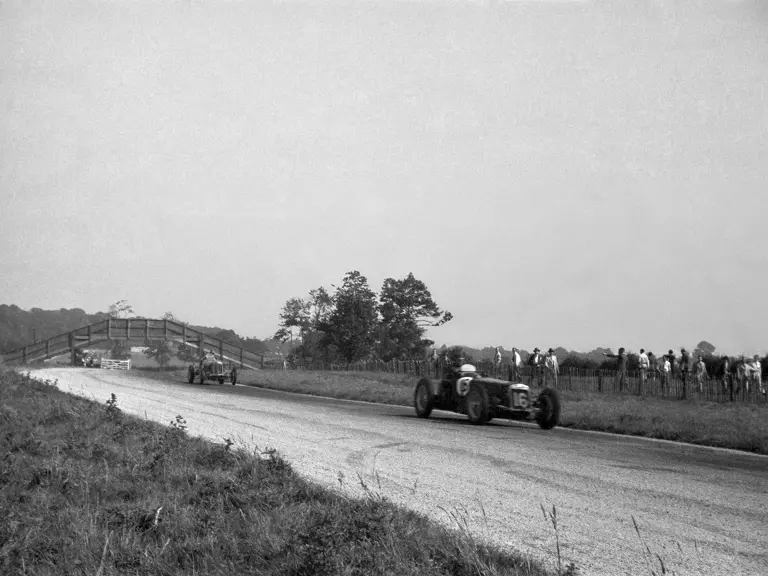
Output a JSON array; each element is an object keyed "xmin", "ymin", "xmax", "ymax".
[{"xmin": 1, "ymin": 0, "xmax": 766, "ymax": 356}]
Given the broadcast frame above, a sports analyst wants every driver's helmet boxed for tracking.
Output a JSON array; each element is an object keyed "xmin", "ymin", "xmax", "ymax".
[{"xmin": 459, "ymin": 363, "xmax": 476, "ymax": 373}]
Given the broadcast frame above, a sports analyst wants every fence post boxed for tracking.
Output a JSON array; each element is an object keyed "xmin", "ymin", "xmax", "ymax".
[{"xmin": 107, "ymin": 319, "xmax": 112, "ymax": 340}]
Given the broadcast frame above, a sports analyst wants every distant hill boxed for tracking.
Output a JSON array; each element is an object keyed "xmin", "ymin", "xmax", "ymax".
[{"xmin": 0, "ymin": 305, "xmax": 109, "ymax": 353}]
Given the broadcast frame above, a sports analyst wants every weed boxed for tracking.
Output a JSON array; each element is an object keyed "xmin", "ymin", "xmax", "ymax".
[
  {"xmin": 632, "ymin": 515, "xmax": 674, "ymax": 576},
  {"xmin": 541, "ymin": 503, "xmax": 580, "ymax": 576},
  {"xmin": 104, "ymin": 393, "xmax": 122, "ymax": 422}
]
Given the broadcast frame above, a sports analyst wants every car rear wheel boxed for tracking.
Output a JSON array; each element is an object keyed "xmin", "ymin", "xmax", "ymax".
[
  {"xmin": 187, "ymin": 366, "xmax": 195, "ymax": 384},
  {"xmin": 414, "ymin": 378, "xmax": 435, "ymax": 418},
  {"xmin": 231, "ymin": 368, "xmax": 237, "ymax": 385},
  {"xmin": 466, "ymin": 384, "xmax": 490, "ymax": 425},
  {"xmin": 535, "ymin": 388, "xmax": 561, "ymax": 429}
]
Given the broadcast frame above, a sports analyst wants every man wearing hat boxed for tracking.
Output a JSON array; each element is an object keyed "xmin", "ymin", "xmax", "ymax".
[
  {"xmin": 527, "ymin": 348, "xmax": 543, "ymax": 387},
  {"xmin": 544, "ymin": 348, "xmax": 559, "ymax": 387}
]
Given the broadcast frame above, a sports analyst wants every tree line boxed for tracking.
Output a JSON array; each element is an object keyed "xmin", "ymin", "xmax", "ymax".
[{"xmin": 273, "ymin": 271, "xmax": 452, "ymax": 365}]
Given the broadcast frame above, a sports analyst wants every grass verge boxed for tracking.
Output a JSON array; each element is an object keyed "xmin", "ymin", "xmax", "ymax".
[
  {"xmin": 126, "ymin": 366, "xmax": 768, "ymax": 455},
  {"xmin": 0, "ymin": 368, "xmax": 559, "ymax": 576}
]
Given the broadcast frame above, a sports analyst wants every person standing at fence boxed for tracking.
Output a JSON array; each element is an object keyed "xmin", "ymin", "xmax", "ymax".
[
  {"xmin": 648, "ymin": 352, "xmax": 658, "ymax": 384},
  {"xmin": 679, "ymin": 348, "xmax": 691, "ymax": 399},
  {"xmin": 431, "ymin": 349, "xmax": 439, "ymax": 377},
  {"xmin": 638, "ymin": 348, "xmax": 649, "ymax": 395},
  {"xmin": 721, "ymin": 355, "xmax": 732, "ymax": 400},
  {"xmin": 544, "ymin": 348, "xmax": 559, "ymax": 387},
  {"xmin": 753, "ymin": 355, "xmax": 765, "ymax": 396},
  {"xmin": 735, "ymin": 355, "xmax": 748, "ymax": 393},
  {"xmin": 493, "ymin": 347, "xmax": 502, "ymax": 378},
  {"xmin": 660, "ymin": 354, "xmax": 671, "ymax": 395},
  {"xmin": 603, "ymin": 348, "xmax": 627, "ymax": 391},
  {"xmin": 527, "ymin": 348, "xmax": 542, "ymax": 387},
  {"xmin": 744, "ymin": 355, "xmax": 765, "ymax": 395},
  {"xmin": 694, "ymin": 355, "xmax": 708, "ymax": 393},
  {"xmin": 509, "ymin": 347, "xmax": 522, "ymax": 382}
]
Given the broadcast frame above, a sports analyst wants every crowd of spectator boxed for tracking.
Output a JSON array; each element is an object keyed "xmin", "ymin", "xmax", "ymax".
[{"xmin": 430, "ymin": 345, "xmax": 766, "ymax": 401}]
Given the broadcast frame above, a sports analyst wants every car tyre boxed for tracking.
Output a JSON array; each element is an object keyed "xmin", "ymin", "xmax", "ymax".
[
  {"xmin": 231, "ymin": 368, "xmax": 237, "ymax": 385},
  {"xmin": 535, "ymin": 388, "xmax": 561, "ymax": 430},
  {"xmin": 187, "ymin": 365, "xmax": 195, "ymax": 384},
  {"xmin": 414, "ymin": 377, "xmax": 435, "ymax": 418},
  {"xmin": 466, "ymin": 383, "xmax": 490, "ymax": 425}
]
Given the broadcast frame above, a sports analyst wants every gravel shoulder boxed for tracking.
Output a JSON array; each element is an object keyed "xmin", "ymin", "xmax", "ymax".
[{"xmin": 31, "ymin": 368, "xmax": 768, "ymax": 576}]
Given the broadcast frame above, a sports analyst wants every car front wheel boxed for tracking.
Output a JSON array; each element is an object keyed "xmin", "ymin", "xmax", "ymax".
[
  {"xmin": 414, "ymin": 378, "xmax": 435, "ymax": 418},
  {"xmin": 466, "ymin": 384, "xmax": 490, "ymax": 425},
  {"xmin": 535, "ymin": 388, "xmax": 561, "ymax": 429}
]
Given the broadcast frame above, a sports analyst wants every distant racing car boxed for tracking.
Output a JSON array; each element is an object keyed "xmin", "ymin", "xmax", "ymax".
[
  {"xmin": 413, "ymin": 363, "xmax": 561, "ymax": 429},
  {"xmin": 188, "ymin": 353, "xmax": 238, "ymax": 386}
]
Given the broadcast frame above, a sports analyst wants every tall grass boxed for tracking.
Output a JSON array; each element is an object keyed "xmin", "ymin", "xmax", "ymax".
[{"xmin": 0, "ymin": 369, "xmax": 557, "ymax": 576}]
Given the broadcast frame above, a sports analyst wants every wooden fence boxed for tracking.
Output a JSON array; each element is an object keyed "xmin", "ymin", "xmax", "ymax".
[
  {"xmin": 276, "ymin": 359, "xmax": 766, "ymax": 404},
  {"xmin": 100, "ymin": 359, "xmax": 131, "ymax": 371}
]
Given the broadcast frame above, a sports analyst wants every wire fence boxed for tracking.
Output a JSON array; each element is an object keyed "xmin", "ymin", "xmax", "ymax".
[{"xmin": 266, "ymin": 358, "xmax": 766, "ymax": 404}]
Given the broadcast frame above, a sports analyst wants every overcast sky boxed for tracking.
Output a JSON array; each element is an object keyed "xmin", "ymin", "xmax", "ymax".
[{"xmin": 1, "ymin": 0, "xmax": 766, "ymax": 356}]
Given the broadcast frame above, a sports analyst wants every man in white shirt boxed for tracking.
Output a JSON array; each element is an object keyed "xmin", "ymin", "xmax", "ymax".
[
  {"xmin": 509, "ymin": 347, "xmax": 522, "ymax": 382},
  {"xmin": 661, "ymin": 356, "xmax": 671, "ymax": 396},
  {"xmin": 638, "ymin": 348, "xmax": 650, "ymax": 395},
  {"xmin": 694, "ymin": 355, "xmax": 708, "ymax": 393},
  {"xmin": 493, "ymin": 347, "xmax": 502, "ymax": 377},
  {"xmin": 745, "ymin": 355, "xmax": 765, "ymax": 395}
]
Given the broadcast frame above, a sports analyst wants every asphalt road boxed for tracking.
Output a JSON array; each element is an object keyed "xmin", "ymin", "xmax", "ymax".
[{"xmin": 30, "ymin": 368, "xmax": 768, "ymax": 576}]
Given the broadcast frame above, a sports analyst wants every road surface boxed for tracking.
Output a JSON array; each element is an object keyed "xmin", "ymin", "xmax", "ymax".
[{"xmin": 29, "ymin": 368, "xmax": 768, "ymax": 576}]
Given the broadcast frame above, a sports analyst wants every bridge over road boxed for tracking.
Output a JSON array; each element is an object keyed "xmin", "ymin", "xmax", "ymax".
[{"xmin": 0, "ymin": 318, "xmax": 264, "ymax": 369}]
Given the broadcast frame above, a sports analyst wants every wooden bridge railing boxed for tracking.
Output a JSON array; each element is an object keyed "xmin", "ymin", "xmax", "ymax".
[{"xmin": 0, "ymin": 318, "xmax": 264, "ymax": 369}]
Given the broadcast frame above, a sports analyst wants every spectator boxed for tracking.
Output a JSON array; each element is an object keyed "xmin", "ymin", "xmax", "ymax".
[
  {"xmin": 679, "ymin": 348, "xmax": 691, "ymax": 399},
  {"xmin": 638, "ymin": 348, "xmax": 650, "ymax": 395},
  {"xmin": 744, "ymin": 355, "xmax": 765, "ymax": 395},
  {"xmin": 431, "ymin": 348, "xmax": 439, "ymax": 377},
  {"xmin": 509, "ymin": 347, "xmax": 522, "ymax": 382},
  {"xmin": 527, "ymin": 348, "xmax": 543, "ymax": 387},
  {"xmin": 661, "ymin": 354, "xmax": 671, "ymax": 395},
  {"xmin": 603, "ymin": 348, "xmax": 628, "ymax": 391},
  {"xmin": 544, "ymin": 348, "xmax": 559, "ymax": 387},
  {"xmin": 754, "ymin": 355, "xmax": 765, "ymax": 396},
  {"xmin": 694, "ymin": 355, "xmax": 708, "ymax": 393},
  {"xmin": 736, "ymin": 355, "xmax": 747, "ymax": 393},
  {"xmin": 720, "ymin": 355, "xmax": 732, "ymax": 399},
  {"xmin": 648, "ymin": 352, "xmax": 658, "ymax": 384},
  {"xmin": 493, "ymin": 346, "xmax": 502, "ymax": 377}
]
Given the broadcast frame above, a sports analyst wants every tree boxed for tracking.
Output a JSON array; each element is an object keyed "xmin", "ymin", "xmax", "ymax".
[
  {"xmin": 273, "ymin": 297, "xmax": 309, "ymax": 346},
  {"xmin": 694, "ymin": 340, "xmax": 716, "ymax": 358},
  {"xmin": 108, "ymin": 300, "xmax": 134, "ymax": 319},
  {"xmin": 274, "ymin": 287, "xmax": 335, "ymax": 361},
  {"xmin": 321, "ymin": 271, "xmax": 379, "ymax": 364},
  {"xmin": 378, "ymin": 273, "xmax": 452, "ymax": 361},
  {"xmin": 106, "ymin": 300, "xmax": 134, "ymax": 359},
  {"xmin": 144, "ymin": 339, "xmax": 174, "ymax": 370}
]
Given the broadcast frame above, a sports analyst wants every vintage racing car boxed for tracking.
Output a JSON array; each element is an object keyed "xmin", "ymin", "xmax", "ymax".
[
  {"xmin": 188, "ymin": 354, "xmax": 238, "ymax": 385},
  {"xmin": 413, "ymin": 363, "xmax": 561, "ymax": 429}
]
